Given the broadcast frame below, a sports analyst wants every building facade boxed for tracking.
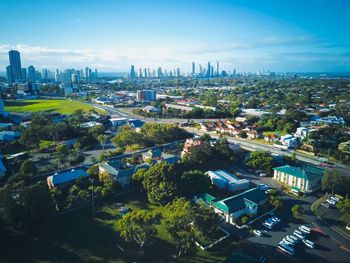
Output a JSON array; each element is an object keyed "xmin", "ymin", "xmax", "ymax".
[{"xmin": 273, "ymin": 165, "xmax": 324, "ymax": 193}]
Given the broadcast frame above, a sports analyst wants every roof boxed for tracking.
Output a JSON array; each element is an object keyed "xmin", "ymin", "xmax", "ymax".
[
  {"xmin": 196, "ymin": 193, "xmax": 217, "ymax": 204},
  {"xmin": 99, "ymin": 160, "xmax": 150, "ymax": 179},
  {"xmin": 213, "ymin": 188, "xmax": 267, "ymax": 214},
  {"xmin": 273, "ymin": 165, "xmax": 324, "ymax": 181},
  {"xmin": 142, "ymin": 149, "xmax": 162, "ymax": 159},
  {"xmin": 206, "ymin": 170, "xmax": 249, "ymax": 185},
  {"xmin": 48, "ymin": 169, "xmax": 89, "ymax": 186}
]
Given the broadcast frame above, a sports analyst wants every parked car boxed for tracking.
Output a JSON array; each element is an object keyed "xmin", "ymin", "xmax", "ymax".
[
  {"xmin": 326, "ymin": 199, "xmax": 336, "ymax": 206},
  {"xmin": 319, "ymin": 161, "xmax": 335, "ymax": 168},
  {"xmin": 303, "ymin": 239, "xmax": 315, "ymax": 248},
  {"xmin": 293, "ymin": 230, "xmax": 305, "ymax": 239},
  {"xmin": 288, "ymin": 235, "xmax": 299, "ymax": 243},
  {"xmin": 257, "ymin": 184, "xmax": 269, "ymax": 191},
  {"xmin": 259, "ymin": 173, "xmax": 268, "ymax": 177},
  {"xmin": 254, "ymin": 230, "xmax": 262, "ymax": 236},
  {"xmin": 299, "ymin": 225, "xmax": 311, "ymax": 234},
  {"xmin": 263, "ymin": 222, "xmax": 273, "ymax": 229}
]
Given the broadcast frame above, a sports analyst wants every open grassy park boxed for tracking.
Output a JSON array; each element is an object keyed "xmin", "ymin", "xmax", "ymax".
[
  {"xmin": 4, "ymin": 99, "xmax": 104, "ymax": 115},
  {"xmin": 0, "ymin": 191, "xmax": 240, "ymax": 263}
]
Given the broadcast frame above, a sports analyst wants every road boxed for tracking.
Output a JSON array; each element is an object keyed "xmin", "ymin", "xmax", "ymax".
[
  {"xmin": 184, "ymin": 127, "xmax": 350, "ymax": 175},
  {"xmin": 95, "ymin": 104, "xmax": 349, "ymax": 174},
  {"xmin": 92, "ymin": 104, "xmax": 224, "ymax": 123}
]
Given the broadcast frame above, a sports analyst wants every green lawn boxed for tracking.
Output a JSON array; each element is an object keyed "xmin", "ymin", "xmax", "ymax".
[
  {"xmin": 0, "ymin": 191, "xmax": 237, "ymax": 263},
  {"xmin": 5, "ymin": 99, "xmax": 105, "ymax": 115}
]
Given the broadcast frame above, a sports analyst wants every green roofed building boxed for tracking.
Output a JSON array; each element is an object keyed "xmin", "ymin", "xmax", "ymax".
[
  {"xmin": 98, "ymin": 160, "xmax": 150, "ymax": 188},
  {"xmin": 195, "ymin": 188, "xmax": 267, "ymax": 224},
  {"xmin": 273, "ymin": 165, "xmax": 324, "ymax": 193}
]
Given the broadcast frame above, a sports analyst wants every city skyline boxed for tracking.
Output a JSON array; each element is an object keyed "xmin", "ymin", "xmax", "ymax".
[{"xmin": 0, "ymin": 0, "xmax": 350, "ymax": 72}]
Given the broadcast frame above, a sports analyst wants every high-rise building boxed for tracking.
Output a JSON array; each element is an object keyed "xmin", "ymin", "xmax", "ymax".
[
  {"xmin": 216, "ymin": 61, "xmax": 219, "ymax": 76},
  {"xmin": 21, "ymin": 68, "xmax": 27, "ymax": 81},
  {"xmin": 9, "ymin": 50, "xmax": 22, "ymax": 80},
  {"xmin": 144, "ymin": 68, "xmax": 147, "ymax": 78},
  {"xmin": 136, "ymin": 90, "xmax": 156, "ymax": 101},
  {"xmin": 28, "ymin": 66, "xmax": 36, "ymax": 83},
  {"xmin": 138, "ymin": 68, "xmax": 143, "ymax": 78},
  {"xmin": 85, "ymin": 67, "xmax": 91, "ymax": 82},
  {"xmin": 6, "ymin": 66, "xmax": 13, "ymax": 85},
  {"xmin": 130, "ymin": 65, "xmax": 136, "ymax": 78},
  {"xmin": 42, "ymin": 69, "xmax": 49, "ymax": 81},
  {"xmin": 192, "ymin": 62, "xmax": 195, "ymax": 76},
  {"xmin": 157, "ymin": 67, "xmax": 163, "ymax": 78},
  {"xmin": 206, "ymin": 62, "xmax": 211, "ymax": 77},
  {"xmin": 176, "ymin": 68, "xmax": 180, "ymax": 78}
]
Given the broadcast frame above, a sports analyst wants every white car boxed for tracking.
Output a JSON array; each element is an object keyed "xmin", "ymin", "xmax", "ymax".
[
  {"xmin": 254, "ymin": 230, "xmax": 262, "ymax": 236},
  {"xmin": 259, "ymin": 173, "xmax": 268, "ymax": 177},
  {"xmin": 303, "ymin": 239, "xmax": 315, "ymax": 248},
  {"xmin": 288, "ymin": 235, "xmax": 299, "ymax": 243},
  {"xmin": 272, "ymin": 217, "xmax": 281, "ymax": 223},
  {"xmin": 326, "ymin": 199, "xmax": 336, "ymax": 206},
  {"xmin": 263, "ymin": 222, "xmax": 273, "ymax": 229},
  {"xmin": 293, "ymin": 230, "xmax": 305, "ymax": 239},
  {"xmin": 330, "ymin": 196, "xmax": 339, "ymax": 202},
  {"xmin": 299, "ymin": 225, "xmax": 311, "ymax": 234}
]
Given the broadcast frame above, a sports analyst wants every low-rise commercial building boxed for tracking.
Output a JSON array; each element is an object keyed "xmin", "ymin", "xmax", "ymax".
[
  {"xmin": 206, "ymin": 170, "xmax": 249, "ymax": 192},
  {"xmin": 273, "ymin": 165, "xmax": 324, "ymax": 193}
]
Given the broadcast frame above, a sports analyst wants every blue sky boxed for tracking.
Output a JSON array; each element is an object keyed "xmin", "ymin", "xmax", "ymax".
[{"xmin": 0, "ymin": 0, "xmax": 349, "ymax": 72}]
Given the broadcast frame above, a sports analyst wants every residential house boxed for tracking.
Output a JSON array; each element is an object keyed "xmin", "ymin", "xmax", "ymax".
[
  {"xmin": 79, "ymin": 121, "xmax": 103, "ymax": 128},
  {"xmin": 195, "ymin": 188, "xmax": 268, "ymax": 223},
  {"xmin": 143, "ymin": 105, "xmax": 161, "ymax": 113},
  {"xmin": 47, "ymin": 169, "xmax": 89, "ymax": 189},
  {"xmin": 98, "ymin": 160, "xmax": 150, "ymax": 187},
  {"xmin": 294, "ymin": 127, "xmax": 312, "ymax": 140},
  {"xmin": 142, "ymin": 149, "xmax": 180, "ymax": 164},
  {"xmin": 273, "ymin": 165, "xmax": 324, "ymax": 193},
  {"xmin": 206, "ymin": 170, "xmax": 249, "ymax": 192},
  {"xmin": 264, "ymin": 134, "xmax": 279, "ymax": 142},
  {"xmin": 200, "ymin": 122, "xmax": 215, "ymax": 132},
  {"xmin": 247, "ymin": 130, "xmax": 260, "ymax": 140},
  {"xmin": 181, "ymin": 138, "xmax": 205, "ymax": 157}
]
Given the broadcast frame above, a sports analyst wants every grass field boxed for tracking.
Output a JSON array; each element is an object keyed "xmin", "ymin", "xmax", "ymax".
[
  {"xmin": 0, "ymin": 191, "xmax": 238, "ymax": 263},
  {"xmin": 5, "ymin": 99, "xmax": 105, "ymax": 115}
]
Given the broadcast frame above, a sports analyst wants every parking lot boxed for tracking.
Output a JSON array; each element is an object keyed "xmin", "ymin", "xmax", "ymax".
[{"xmin": 227, "ymin": 164, "xmax": 350, "ymax": 262}]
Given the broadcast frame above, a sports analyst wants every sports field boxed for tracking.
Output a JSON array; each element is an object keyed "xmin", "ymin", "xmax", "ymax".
[{"xmin": 4, "ymin": 99, "xmax": 105, "ymax": 115}]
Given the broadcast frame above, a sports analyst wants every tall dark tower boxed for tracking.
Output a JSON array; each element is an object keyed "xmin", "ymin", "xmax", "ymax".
[
  {"xmin": 8, "ymin": 50, "xmax": 22, "ymax": 81},
  {"xmin": 216, "ymin": 61, "xmax": 219, "ymax": 76},
  {"xmin": 130, "ymin": 65, "xmax": 136, "ymax": 78},
  {"xmin": 192, "ymin": 62, "xmax": 195, "ymax": 76}
]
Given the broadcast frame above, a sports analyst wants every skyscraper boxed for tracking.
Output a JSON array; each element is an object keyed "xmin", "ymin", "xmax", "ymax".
[
  {"xmin": 216, "ymin": 61, "xmax": 219, "ymax": 76},
  {"xmin": 28, "ymin": 66, "xmax": 36, "ymax": 83},
  {"xmin": 206, "ymin": 62, "xmax": 211, "ymax": 77},
  {"xmin": 130, "ymin": 65, "xmax": 136, "ymax": 78},
  {"xmin": 192, "ymin": 62, "xmax": 195, "ymax": 76},
  {"xmin": 6, "ymin": 50, "xmax": 22, "ymax": 85},
  {"xmin": 9, "ymin": 50, "xmax": 22, "ymax": 79}
]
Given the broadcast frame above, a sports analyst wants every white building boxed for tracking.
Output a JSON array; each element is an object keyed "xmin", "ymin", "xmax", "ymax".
[
  {"xmin": 294, "ymin": 127, "xmax": 310, "ymax": 140},
  {"xmin": 206, "ymin": 170, "xmax": 249, "ymax": 192},
  {"xmin": 280, "ymin": 134, "xmax": 298, "ymax": 148}
]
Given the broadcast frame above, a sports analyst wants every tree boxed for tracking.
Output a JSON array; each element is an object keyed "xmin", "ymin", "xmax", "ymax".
[
  {"xmin": 119, "ymin": 210, "xmax": 161, "ymax": 253},
  {"xmin": 241, "ymin": 216, "xmax": 249, "ymax": 225},
  {"xmin": 291, "ymin": 204, "xmax": 304, "ymax": 218},
  {"xmin": 164, "ymin": 198, "xmax": 197, "ymax": 257},
  {"xmin": 141, "ymin": 162, "xmax": 178, "ymax": 205},
  {"xmin": 179, "ymin": 170, "xmax": 210, "ymax": 197},
  {"xmin": 245, "ymin": 151, "xmax": 276, "ymax": 173},
  {"xmin": 269, "ymin": 195, "xmax": 283, "ymax": 209},
  {"xmin": 0, "ymin": 181, "xmax": 55, "ymax": 228},
  {"xmin": 194, "ymin": 204, "xmax": 220, "ymax": 236},
  {"xmin": 73, "ymin": 141, "xmax": 81, "ymax": 158},
  {"xmin": 55, "ymin": 144, "xmax": 69, "ymax": 168},
  {"xmin": 200, "ymin": 133, "xmax": 211, "ymax": 142},
  {"xmin": 19, "ymin": 128, "xmax": 40, "ymax": 149},
  {"xmin": 19, "ymin": 160, "xmax": 37, "ymax": 177},
  {"xmin": 97, "ymin": 135, "xmax": 108, "ymax": 151},
  {"xmin": 321, "ymin": 169, "xmax": 345, "ymax": 195}
]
